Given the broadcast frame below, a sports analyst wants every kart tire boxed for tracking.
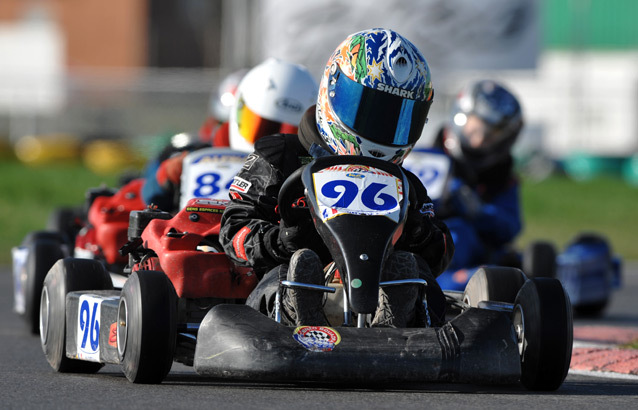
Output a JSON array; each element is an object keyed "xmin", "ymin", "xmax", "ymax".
[
  {"xmin": 574, "ymin": 300, "xmax": 608, "ymax": 317},
  {"xmin": 23, "ymin": 232, "xmax": 67, "ymax": 334},
  {"xmin": 118, "ymin": 270, "xmax": 177, "ymax": 384},
  {"xmin": 568, "ymin": 233, "xmax": 611, "ymax": 317},
  {"xmin": 523, "ymin": 241, "xmax": 557, "ymax": 278},
  {"xmin": 513, "ymin": 278, "xmax": 573, "ymax": 391},
  {"xmin": 40, "ymin": 258, "xmax": 113, "ymax": 373},
  {"xmin": 462, "ymin": 267, "xmax": 527, "ymax": 307},
  {"xmin": 46, "ymin": 206, "xmax": 83, "ymax": 246}
]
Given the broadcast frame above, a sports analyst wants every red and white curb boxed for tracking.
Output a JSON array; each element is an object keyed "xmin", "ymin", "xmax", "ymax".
[{"xmin": 570, "ymin": 325, "xmax": 638, "ymax": 380}]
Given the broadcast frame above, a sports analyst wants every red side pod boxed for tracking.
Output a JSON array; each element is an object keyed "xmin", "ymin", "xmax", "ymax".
[
  {"xmin": 85, "ymin": 179, "xmax": 146, "ymax": 265},
  {"xmin": 142, "ymin": 198, "xmax": 258, "ymax": 299}
]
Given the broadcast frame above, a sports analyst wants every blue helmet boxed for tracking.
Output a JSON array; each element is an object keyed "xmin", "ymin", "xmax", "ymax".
[{"xmin": 445, "ymin": 80, "xmax": 523, "ymax": 172}]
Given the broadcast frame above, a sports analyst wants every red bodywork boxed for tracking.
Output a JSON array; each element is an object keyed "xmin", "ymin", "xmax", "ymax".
[
  {"xmin": 136, "ymin": 198, "xmax": 257, "ymax": 299},
  {"xmin": 75, "ymin": 179, "xmax": 146, "ymax": 265}
]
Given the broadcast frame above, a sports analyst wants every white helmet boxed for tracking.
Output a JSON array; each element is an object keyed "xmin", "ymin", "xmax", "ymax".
[{"xmin": 229, "ymin": 58, "xmax": 318, "ymax": 152}]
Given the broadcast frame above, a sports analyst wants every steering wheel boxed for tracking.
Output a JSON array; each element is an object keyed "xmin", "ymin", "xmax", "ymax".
[{"xmin": 277, "ymin": 166, "xmax": 309, "ymax": 228}]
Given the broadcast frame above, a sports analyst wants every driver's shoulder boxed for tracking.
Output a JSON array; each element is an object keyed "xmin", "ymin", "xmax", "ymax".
[{"xmin": 254, "ymin": 133, "xmax": 304, "ymax": 168}]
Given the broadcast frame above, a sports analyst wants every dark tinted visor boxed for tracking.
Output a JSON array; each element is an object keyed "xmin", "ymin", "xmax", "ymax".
[{"xmin": 328, "ymin": 64, "xmax": 432, "ymax": 146}]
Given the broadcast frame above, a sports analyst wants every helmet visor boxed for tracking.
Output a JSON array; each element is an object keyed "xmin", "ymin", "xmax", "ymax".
[
  {"xmin": 328, "ymin": 64, "xmax": 432, "ymax": 147},
  {"xmin": 454, "ymin": 113, "xmax": 519, "ymax": 155},
  {"xmin": 236, "ymin": 97, "xmax": 298, "ymax": 143}
]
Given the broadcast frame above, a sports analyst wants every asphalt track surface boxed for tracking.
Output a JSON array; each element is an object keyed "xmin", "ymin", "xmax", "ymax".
[{"xmin": 1, "ymin": 264, "xmax": 637, "ymax": 409}]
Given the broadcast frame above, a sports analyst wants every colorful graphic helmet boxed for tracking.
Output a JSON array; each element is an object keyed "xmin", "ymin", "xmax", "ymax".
[
  {"xmin": 316, "ymin": 28, "xmax": 434, "ymax": 164},
  {"xmin": 229, "ymin": 58, "xmax": 318, "ymax": 152},
  {"xmin": 444, "ymin": 80, "xmax": 523, "ymax": 173}
]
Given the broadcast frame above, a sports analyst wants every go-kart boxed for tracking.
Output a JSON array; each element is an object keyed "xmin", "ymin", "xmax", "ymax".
[
  {"xmin": 522, "ymin": 234, "xmax": 622, "ymax": 316},
  {"xmin": 437, "ymin": 233, "xmax": 622, "ymax": 317},
  {"xmin": 403, "ymin": 148, "xmax": 622, "ymax": 316},
  {"xmin": 16, "ymin": 147, "xmax": 248, "ymax": 335},
  {"xmin": 12, "ymin": 178, "xmax": 145, "ymax": 334},
  {"xmin": 194, "ymin": 155, "xmax": 572, "ymax": 390},
  {"xmin": 39, "ymin": 197, "xmax": 257, "ymax": 382},
  {"xmin": 39, "ymin": 155, "xmax": 572, "ymax": 390}
]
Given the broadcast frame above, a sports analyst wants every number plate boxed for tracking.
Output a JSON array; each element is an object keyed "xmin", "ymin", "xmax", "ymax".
[
  {"xmin": 312, "ymin": 165, "xmax": 403, "ymax": 222},
  {"xmin": 402, "ymin": 150, "xmax": 451, "ymax": 201},
  {"xmin": 76, "ymin": 295, "xmax": 103, "ymax": 362},
  {"xmin": 180, "ymin": 149, "xmax": 247, "ymax": 209}
]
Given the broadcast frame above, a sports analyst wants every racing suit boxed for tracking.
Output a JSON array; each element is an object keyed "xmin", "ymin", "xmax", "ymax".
[{"xmin": 219, "ymin": 107, "xmax": 455, "ymax": 325}]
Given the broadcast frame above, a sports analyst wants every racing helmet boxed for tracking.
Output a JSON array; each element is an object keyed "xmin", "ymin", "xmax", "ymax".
[
  {"xmin": 316, "ymin": 28, "xmax": 434, "ymax": 164},
  {"xmin": 210, "ymin": 68, "xmax": 249, "ymax": 123},
  {"xmin": 444, "ymin": 80, "xmax": 523, "ymax": 173},
  {"xmin": 229, "ymin": 58, "xmax": 318, "ymax": 152}
]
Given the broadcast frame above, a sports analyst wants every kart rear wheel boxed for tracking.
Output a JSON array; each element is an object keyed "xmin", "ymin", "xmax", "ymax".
[
  {"xmin": 23, "ymin": 232, "xmax": 68, "ymax": 334},
  {"xmin": 462, "ymin": 267, "xmax": 527, "ymax": 307},
  {"xmin": 118, "ymin": 270, "xmax": 177, "ymax": 384},
  {"xmin": 513, "ymin": 278, "xmax": 573, "ymax": 391},
  {"xmin": 40, "ymin": 258, "xmax": 113, "ymax": 372},
  {"xmin": 523, "ymin": 241, "xmax": 557, "ymax": 278}
]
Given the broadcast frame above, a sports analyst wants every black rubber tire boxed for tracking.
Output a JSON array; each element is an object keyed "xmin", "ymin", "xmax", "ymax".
[
  {"xmin": 462, "ymin": 266, "xmax": 527, "ymax": 307},
  {"xmin": 40, "ymin": 257, "xmax": 113, "ymax": 373},
  {"xmin": 23, "ymin": 232, "xmax": 68, "ymax": 334},
  {"xmin": 46, "ymin": 206, "xmax": 84, "ymax": 246},
  {"xmin": 513, "ymin": 278, "xmax": 573, "ymax": 391},
  {"xmin": 523, "ymin": 241, "xmax": 557, "ymax": 278},
  {"xmin": 574, "ymin": 300, "xmax": 608, "ymax": 317},
  {"xmin": 118, "ymin": 271, "xmax": 177, "ymax": 384},
  {"xmin": 567, "ymin": 233, "xmax": 611, "ymax": 317}
]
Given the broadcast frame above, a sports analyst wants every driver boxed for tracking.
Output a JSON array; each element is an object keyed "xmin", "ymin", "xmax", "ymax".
[
  {"xmin": 142, "ymin": 59, "xmax": 317, "ymax": 212},
  {"xmin": 433, "ymin": 80, "xmax": 523, "ymax": 272},
  {"xmin": 219, "ymin": 28, "xmax": 454, "ymax": 328}
]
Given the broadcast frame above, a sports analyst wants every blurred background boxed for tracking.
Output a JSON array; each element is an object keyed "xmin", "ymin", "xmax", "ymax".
[
  {"xmin": 1, "ymin": 0, "xmax": 637, "ymax": 179},
  {"xmin": 1, "ymin": 0, "xmax": 637, "ymax": 262}
]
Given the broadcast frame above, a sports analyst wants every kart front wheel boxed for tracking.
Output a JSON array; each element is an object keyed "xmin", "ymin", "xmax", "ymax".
[
  {"xmin": 463, "ymin": 266, "xmax": 527, "ymax": 308},
  {"xmin": 40, "ymin": 258, "xmax": 112, "ymax": 372},
  {"xmin": 513, "ymin": 278, "xmax": 573, "ymax": 391},
  {"xmin": 118, "ymin": 270, "xmax": 177, "ymax": 384}
]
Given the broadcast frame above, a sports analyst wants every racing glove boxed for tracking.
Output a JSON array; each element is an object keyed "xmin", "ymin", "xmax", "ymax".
[
  {"xmin": 156, "ymin": 152, "xmax": 188, "ymax": 191},
  {"xmin": 277, "ymin": 219, "xmax": 315, "ymax": 256},
  {"xmin": 448, "ymin": 179, "xmax": 482, "ymax": 219},
  {"xmin": 398, "ymin": 203, "xmax": 454, "ymax": 277}
]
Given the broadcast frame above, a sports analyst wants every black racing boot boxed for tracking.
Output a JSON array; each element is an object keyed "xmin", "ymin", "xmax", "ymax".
[
  {"xmin": 282, "ymin": 249, "xmax": 329, "ymax": 326},
  {"xmin": 371, "ymin": 251, "xmax": 420, "ymax": 328}
]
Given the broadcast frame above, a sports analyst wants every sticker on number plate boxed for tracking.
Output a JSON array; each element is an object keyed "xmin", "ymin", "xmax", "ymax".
[{"xmin": 312, "ymin": 165, "xmax": 403, "ymax": 222}]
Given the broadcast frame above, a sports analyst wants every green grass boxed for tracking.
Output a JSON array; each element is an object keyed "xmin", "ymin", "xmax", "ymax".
[
  {"xmin": 621, "ymin": 341, "xmax": 638, "ymax": 350},
  {"xmin": 0, "ymin": 159, "xmax": 119, "ymax": 264},
  {"xmin": 1, "ymin": 159, "xmax": 637, "ymax": 264},
  {"xmin": 516, "ymin": 174, "xmax": 638, "ymax": 260}
]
